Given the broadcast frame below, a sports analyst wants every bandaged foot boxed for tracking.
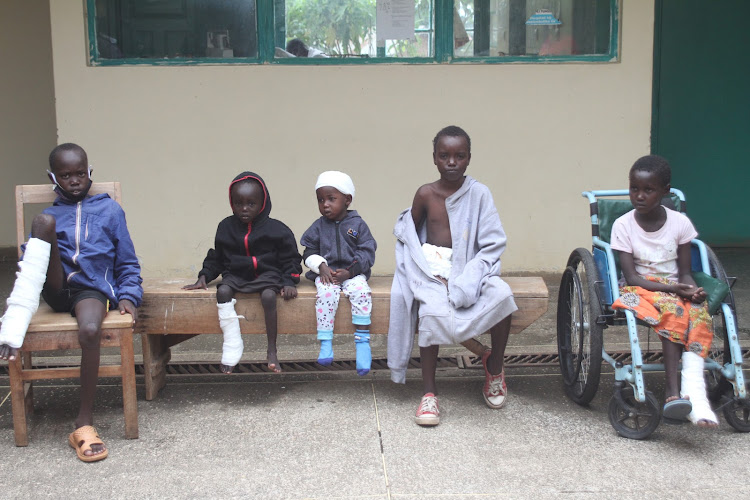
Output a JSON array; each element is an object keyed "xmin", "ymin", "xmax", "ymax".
[
  {"xmin": 354, "ymin": 329, "xmax": 371, "ymax": 376},
  {"xmin": 317, "ymin": 330, "xmax": 333, "ymax": 366},
  {"xmin": 0, "ymin": 238, "xmax": 51, "ymax": 349},
  {"xmin": 218, "ymin": 299, "xmax": 244, "ymax": 370},
  {"xmin": 681, "ymin": 351, "xmax": 719, "ymax": 427}
]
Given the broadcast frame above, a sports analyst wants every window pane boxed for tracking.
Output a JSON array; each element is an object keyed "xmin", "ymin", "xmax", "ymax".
[
  {"xmin": 277, "ymin": 0, "xmax": 434, "ymax": 59},
  {"xmin": 93, "ymin": 0, "xmax": 258, "ymax": 60},
  {"xmin": 453, "ymin": 0, "xmax": 611, "ymax": 58}
]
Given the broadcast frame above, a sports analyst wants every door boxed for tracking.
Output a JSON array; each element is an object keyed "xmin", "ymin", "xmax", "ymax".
[{"xmin": 651, "ymin": 0, "xmax": 750, "ymax": 245}]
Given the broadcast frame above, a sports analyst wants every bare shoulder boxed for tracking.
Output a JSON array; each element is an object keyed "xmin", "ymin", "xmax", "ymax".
[{"xmin": 414, "ymin": 181, "xmax": 442, "ymax": 199}]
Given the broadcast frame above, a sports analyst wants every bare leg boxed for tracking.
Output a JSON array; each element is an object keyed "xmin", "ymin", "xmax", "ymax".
[
  {"xmin": 261, "ymin": 289, "xmax": 281, "ymax": 373},
  {"xmin": 662, "ymin": 337, "xmax": 683, "ymax": 401},
  {"xmin": 217, "ymin": 285, "xmax": 238, "ymax": 374},
  {"xmin": 73, "ymin": 297, "xmax": 107, "ymax": 458},
  {"xmin": 420, "ymin": 344, "xmax": 439, "ymax": 396},
  {"xmin": 0, "ymin": 214, "xmax": 60, "ymax": 362},
  {"xmin": 485, "ymin": 315, "xmax": 511, "ymax": 375}
]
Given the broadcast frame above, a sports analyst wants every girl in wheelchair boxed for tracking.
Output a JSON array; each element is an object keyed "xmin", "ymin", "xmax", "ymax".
[{"xmin": 609, "ymin": 155, "xmax": 718, "ymax": 428}]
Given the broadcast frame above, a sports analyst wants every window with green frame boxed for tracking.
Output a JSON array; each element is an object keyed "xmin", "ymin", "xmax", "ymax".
[{"xmin": 87, "ymin": 0, "xmax": 617, "ymax": 65}]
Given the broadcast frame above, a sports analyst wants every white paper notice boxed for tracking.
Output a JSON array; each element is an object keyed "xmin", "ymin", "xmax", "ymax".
[{"xmin": 376, "ymin": 0, "xmax": 415, "ymax": 42}]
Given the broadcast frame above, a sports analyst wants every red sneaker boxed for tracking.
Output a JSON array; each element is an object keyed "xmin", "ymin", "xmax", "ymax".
[
  {"xmin": 482, "ymin": 350, "xmax": 507, "ymax": 409},
  {"xmin": 415, "ymin": 393, "xmax": 440, "ymax": 426}
]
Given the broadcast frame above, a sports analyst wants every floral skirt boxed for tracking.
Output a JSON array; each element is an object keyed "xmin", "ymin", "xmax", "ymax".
[{"xmin": 611, "ymin": 276, "xmax": 713, "ymax": 358}]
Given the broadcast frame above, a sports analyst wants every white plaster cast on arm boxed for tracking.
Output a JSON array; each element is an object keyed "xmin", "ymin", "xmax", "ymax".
[{"xmin": 305, "ymin": 254, "xmax": 328, "ymax": 274}]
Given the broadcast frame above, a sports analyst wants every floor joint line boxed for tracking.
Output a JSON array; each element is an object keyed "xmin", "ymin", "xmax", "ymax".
[{"xmin": 371, "ymin": 382, "xmax": 391, "ymax": 500}]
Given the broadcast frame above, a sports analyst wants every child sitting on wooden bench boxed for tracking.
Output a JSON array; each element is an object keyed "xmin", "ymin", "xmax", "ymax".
[
  {"xmin": 300, "ymin": 171, "xmax": 377, "ymax": 375},
  {"xmin": 387, "ymin": 125, "xmax": 517, "ymax": 426},
  {"xmin": 0, "ymin": 143, "xmax": 143, "ymax": 462},
  {"xmin": 183, "ymin": 171, "xmax": 302, "ymax": 374}
]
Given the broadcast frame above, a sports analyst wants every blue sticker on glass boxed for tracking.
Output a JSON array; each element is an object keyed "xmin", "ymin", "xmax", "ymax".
[{"xmin": 526, "ymin": 9, "xmax": 562, "ymax": 26}]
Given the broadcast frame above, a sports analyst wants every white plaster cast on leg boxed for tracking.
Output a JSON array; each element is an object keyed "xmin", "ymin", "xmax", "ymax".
[
  {"xmin": 218, "ymin": 299, "xmax": 245, "ymax": 367},
  {"xmin": 681, "ymin": 351, "xmax": 718, "ymax": 425},
  {"xmin": 0, "ymin": 238, "xmax": 51, "ymax": 348}
]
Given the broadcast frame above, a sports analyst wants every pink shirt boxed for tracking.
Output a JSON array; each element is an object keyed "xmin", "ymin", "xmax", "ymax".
[{"xmin": 610, "ymin": 207, "xmax": 697, "ymax": 280}]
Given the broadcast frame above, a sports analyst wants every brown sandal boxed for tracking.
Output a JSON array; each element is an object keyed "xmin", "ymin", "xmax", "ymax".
[{"xmin": 68, "ymin": 425, "xmax": 108, "ymax": 462}]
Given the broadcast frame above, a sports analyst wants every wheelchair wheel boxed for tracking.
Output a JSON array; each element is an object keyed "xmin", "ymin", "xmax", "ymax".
[
  {"xmin": 704, "ymin": 246, "xmax": 738, "ymax": 401},
  {"xmin": 557, "ymin": 248, "xmax": 604, "ymax": 405},
  {"xmin": 608, "ymin": 387, "xmax": 660, "ymax": 440},
  {"xmin": 720, "ymin": 389, "xmax": 750, "ymax": 432},
  {"xmin": 706, "ymin": 245, "xmax": 737, "ymax": 323}
]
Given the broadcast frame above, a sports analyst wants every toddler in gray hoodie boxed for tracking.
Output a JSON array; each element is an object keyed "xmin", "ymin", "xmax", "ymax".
[{"xmin": 300, "ymin": 171, "xmax": 377, "ymax": 375}]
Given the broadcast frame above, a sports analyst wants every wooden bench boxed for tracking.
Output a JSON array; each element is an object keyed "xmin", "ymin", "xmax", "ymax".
[{"xmin": 137, "ymin": 276, "xmax": 548, "ymax": 400}]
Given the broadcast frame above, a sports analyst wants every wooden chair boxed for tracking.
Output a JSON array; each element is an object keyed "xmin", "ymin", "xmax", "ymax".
[{"xmin": 8, "ymin": 182, "xmax": 138, "ymax": 446}]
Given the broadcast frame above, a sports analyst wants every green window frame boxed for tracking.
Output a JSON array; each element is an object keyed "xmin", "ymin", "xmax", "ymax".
[{"xmin": 86, "ymin": 0, "xmax": 618, "ymax": 66}]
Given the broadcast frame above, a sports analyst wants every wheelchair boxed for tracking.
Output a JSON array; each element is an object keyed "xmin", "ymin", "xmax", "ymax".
[{"xmin": 556, "ymin": 188, "xmax": 748, "ymax": 439}]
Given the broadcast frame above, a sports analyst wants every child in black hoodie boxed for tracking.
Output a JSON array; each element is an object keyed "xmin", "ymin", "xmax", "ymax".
[{"xmin": 184, "ymin": 172, "xmax": 302, "ymax": 373}]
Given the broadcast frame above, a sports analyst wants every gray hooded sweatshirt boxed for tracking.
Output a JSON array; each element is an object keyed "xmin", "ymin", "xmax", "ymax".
[{"xmin": 387, "ymin": 176, "xmax": 517, "ymax": 384}]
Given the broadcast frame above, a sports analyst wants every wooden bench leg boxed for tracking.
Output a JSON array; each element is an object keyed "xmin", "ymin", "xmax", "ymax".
[
  {"xmin": 460, "ymin": 338, "xmax": 488, "ymax": 357},
  {"xmin": 22, "ymin": 352, "xmax": 34, "ymax": 416},
  {"xmin": 120, "ymin": 330, "xmax": 138, "ymax": 439},
  {"xmin": 141, "ymin": 334, "xmax": 170, "ymax": 401},
  {"xmin": 9, "ymin": 357, "xmax": 28, "ymax": 447}
]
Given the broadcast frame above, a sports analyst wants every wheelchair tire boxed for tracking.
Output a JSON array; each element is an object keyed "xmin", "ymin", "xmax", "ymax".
[
  {"xmin": 705, "ymin": 245, "xmax": 737, "ymax": 323},
  {"xmin": 704, "ymin": 246, "xmax": 738, "ymax": 402},
  {"xmin": 557, "ymin": 248, "xmax": 604, "ymax": 405},
  {"xmin": 720, "ymin": 388, "xmax": 750, "ymax": 433},
  {"xmin": 608, "ymin": 388, "xmax": 660, "ymax": 440}
]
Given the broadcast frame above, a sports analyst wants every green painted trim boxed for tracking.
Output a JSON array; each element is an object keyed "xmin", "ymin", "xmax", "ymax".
[
  {"xmin": 435, "ymin": 0, "xmax": 453, "ymax": 63},
  {"xmin": 650, "ymin": 0, "xmax": 663, "ymax": 153},
  {"xmin": 609, "ymin": 0, "xmax": 620, "ymax": 61},
  {"xmin": 85, "ymin": 0, "xmax": 619, "ymax": 66},
  {"xmin": 257, "ymin": 0, "xmax": 274, "ymax": 62},
  {"xmin": 451, "ymin": 54, "xmax": 617, "ymax": 64},
  {"xmin": 86, "ymin": 0, "xmax": 97, "ymax": 64}
]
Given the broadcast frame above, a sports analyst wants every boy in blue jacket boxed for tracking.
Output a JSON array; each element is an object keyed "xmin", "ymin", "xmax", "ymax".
[
  {"xmin": 0, "ymin": 143, "xmax": 143, "ymax": 461},
  {"xmin": 300, "ymin": 171, "xmax": 377, "ymax": 375}
]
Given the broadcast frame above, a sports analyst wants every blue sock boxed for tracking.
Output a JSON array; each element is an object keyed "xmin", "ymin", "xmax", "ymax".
[
  {"xmin": 354, "ymin": 329, "xmax": 371, "ymax": 376},
  {"xmin": 317, "ymin": 330, "xmax": 333, "ymax": 366}
]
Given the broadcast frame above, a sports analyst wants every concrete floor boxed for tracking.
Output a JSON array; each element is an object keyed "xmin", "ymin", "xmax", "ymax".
[{"xmin": 0, "ymin": 249, "xmax": 749, "ymax": 498}]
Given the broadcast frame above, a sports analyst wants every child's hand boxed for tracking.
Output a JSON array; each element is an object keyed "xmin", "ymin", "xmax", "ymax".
[
  {"xmin": 331, "ymin": 268, "xmax": 351, "ymax": 283},
  {"xmin": 183, "ymin": 275, "xmax": 207, "ymax": 290},
  {"xmin": 280, "ymin": 286, "xmax": 297, "ymax": 300},
  {"xmin": 118, "ymin": 298, "xmax": 138, "ymax": 323},
  {"xmin": 690, "ymin": 287, "xmax": 707, "ymax": 304},
  {"xmin": 672, "ymin": 282, "xmax": 698, "ymax": 300},
  {"xmin": 319, "ymin": 263, "xmax": 334, "ymax": 284}
]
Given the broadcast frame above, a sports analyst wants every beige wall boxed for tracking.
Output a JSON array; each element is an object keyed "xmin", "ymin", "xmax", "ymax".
[
  {"xmin": 0, "ymin": 0, "xmax": 57, "ymax": 253},
  {"xmin": 44, "ymin": 1, "xmax": 653, "ymax": 278}
]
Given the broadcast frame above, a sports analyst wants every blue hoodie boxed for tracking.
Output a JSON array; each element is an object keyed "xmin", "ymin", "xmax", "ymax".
[
  {"xmin": 36, "ymin": 192, "xmax": 143, "ymax": 307},
  {"xmin": 300, "ymin": 210, "xmax": 377, "ymax": 281}
]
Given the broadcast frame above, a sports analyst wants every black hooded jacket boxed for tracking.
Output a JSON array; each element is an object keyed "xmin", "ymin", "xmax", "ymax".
[{"xmin": 198, "ymin": 172, "xmax": 302, "ymax": 287}]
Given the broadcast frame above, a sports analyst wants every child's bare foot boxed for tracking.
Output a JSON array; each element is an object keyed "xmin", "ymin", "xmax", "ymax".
[
  {"xmin": 220, "ymin": 364, "xmax": 235, "ymax": 374},
  {"xmin": 267, "ymin": 351, "xmax": 282, "ymax": 373},
  {"xmin": 0, "ymin": 344, "xmax": 18, "ymax": 361},
  {"xmin": 695, "ymin": 418, "xmax": 719, "ymax": 428}
]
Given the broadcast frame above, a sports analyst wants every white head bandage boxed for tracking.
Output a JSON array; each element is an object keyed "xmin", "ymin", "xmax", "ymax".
[{"xmin": 315, "ymin": 171, "xmax": 355, "ymax": 202}]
